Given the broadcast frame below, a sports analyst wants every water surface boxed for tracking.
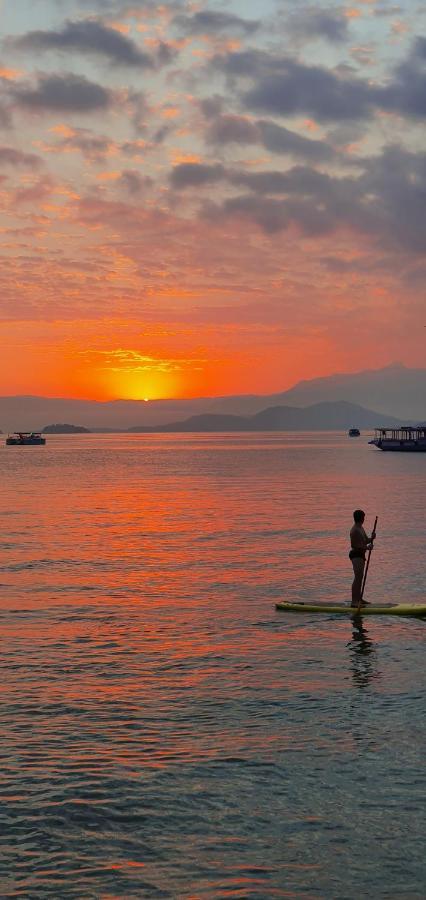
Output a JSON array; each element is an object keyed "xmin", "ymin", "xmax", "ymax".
[{"xmin": 1, "ymin": 433, "xmax": 425, "ymax": 897}]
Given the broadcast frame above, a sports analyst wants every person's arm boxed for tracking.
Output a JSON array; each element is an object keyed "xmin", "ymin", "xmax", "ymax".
[{"xmin": 366, "ymin": 529, "xmax": 376, "ymax": 547}]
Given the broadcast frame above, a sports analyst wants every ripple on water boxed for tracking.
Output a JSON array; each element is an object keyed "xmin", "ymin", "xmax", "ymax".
[{"xmin": 1, "ymin": 434, "xmax": 425, "ymax": 897}]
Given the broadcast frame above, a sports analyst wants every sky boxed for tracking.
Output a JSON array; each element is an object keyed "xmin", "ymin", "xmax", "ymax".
[{"xmin": 0, "ymin": 0, "xmax": 425, "ymax": 400}]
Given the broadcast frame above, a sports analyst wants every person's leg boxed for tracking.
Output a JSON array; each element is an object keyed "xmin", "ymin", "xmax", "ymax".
[{"xmin": 351, "ymin": 557, "xmax": 365, "ymax": 606}]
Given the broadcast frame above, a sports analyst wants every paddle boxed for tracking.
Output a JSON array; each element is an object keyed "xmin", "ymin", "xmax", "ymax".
[{"xmin": 358, "ymin": 515, "xmax": 378, "ymax": 612}]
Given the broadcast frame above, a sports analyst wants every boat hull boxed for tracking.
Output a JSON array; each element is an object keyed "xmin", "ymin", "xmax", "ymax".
[
  {"xmin": 276, "ymin": 601, "xmax": 426, "ymax": 617},
  {"xmin": 372, "ymin": 443, "xmax": 426, "ymax": 452},
  {"xmin": 6, "ymin": 437, "xmax": 46, "ymax": 445}
]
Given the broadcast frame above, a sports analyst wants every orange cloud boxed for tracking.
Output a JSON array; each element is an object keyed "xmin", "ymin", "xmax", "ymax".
[
  {"xmin": 162, "ymin": 106, "xmax": 180, "ymax": 119},
  {"xmin": 171, "ymin": 151, "xmax": 201, "ymax": 165},
  {"xmin": 109, "ymin": 21, "xmax": 131, "ymax": 35},
  {"xmin": 0, "ymin": 65, "xmax": 23, "ymax": 80},
  {"xmin": 96, "ymin": 171, "xmax": 122, "ymax": 181}
]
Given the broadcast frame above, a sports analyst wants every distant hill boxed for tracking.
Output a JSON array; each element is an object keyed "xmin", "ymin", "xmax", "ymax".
[
  {"xmin": 271, "ymin": 364, "xmax": 426, "ymax": 421},
  {"xmin": 0, "ymin": 364, "xmax": 424, "ymax": 430},
  {"xmin": 130, "ymin": 401, "xmax": 403, "ymax": 432},
  {"xmin": 42, "ymin": 423, "xmax": 91, "ymax": 434}
]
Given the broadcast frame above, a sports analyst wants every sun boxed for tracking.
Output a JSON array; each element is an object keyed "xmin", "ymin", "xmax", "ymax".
[{"xmin": 144, "ymin": 398, "xmax": 149, "ymax": 402}]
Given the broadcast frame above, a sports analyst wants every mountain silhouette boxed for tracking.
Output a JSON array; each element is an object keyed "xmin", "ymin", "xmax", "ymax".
[
  {"xmin": 0, "ymin": 364, "xmax": 424, "ymax": 431},
  {"xmin": 129, "ymin": 401, "xmax": 402, "ymax": 432}
]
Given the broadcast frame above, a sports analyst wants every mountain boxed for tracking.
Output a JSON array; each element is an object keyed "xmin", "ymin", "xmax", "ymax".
[
  {"xmin": 42, "ymin": 423, "xmax": 91, "ymax": 434},
  {"xmin": 0, "ymin": 365, "xmax": 424, "ymax": 431},
  {"xmin": 270, "ymin": 364, "xmax": 426, "ymax": 421},
  {"xmin": 130, "ymin": 401, "xmax": 403, "ymax": 432}
]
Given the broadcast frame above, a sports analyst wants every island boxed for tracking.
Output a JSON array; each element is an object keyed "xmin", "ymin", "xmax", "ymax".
[{"xmin": 42, "ymin": 423, "xmax": 91, "ymax": 434}]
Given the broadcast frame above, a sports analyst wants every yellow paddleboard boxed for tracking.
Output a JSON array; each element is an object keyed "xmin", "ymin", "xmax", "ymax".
[{"xmin": 276, "ymin": 602, "xmax": 426, "ymax": 617}]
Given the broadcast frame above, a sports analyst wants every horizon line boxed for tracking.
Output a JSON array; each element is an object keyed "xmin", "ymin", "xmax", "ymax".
[{"xmin": 0, "ymin": 362, "xmax": 422, "ymax": 404}]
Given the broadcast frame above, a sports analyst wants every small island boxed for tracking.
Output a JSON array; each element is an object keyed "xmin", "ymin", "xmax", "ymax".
[{"xmin": 42, "ymin": 423, "xmax": 91, "ymax": 434}]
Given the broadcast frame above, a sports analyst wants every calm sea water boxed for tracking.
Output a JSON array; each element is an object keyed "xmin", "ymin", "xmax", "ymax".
[{"xmin": 1, "ymin": 433, "xmax": 425, "ymax": 899}]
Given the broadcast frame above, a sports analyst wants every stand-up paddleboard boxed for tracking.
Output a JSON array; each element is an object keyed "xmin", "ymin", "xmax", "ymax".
[{"xmin": 276, "ymin": 601, "xmax": 426, "ymax": 617}]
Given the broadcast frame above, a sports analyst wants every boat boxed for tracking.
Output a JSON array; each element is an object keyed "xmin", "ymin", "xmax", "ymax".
[
  {"xmin": 6, "ymin": 432, "xmax": 46, "ymax": 446},
  {"xmin": 369, "ymin": 426, "xmax": 426, "ymax": 452},
  {"xmin": 348, "ymin": 427, "xmax": 360, "ymax": 437},
  {"xmin": 276, "ymin": 601, "xmax": 426, "ymax": 617}
]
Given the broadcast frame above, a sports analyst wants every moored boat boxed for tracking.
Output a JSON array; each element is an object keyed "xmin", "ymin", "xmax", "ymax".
[
  {"xmin": 348, "ymin": 427, "xmax": 360, "ymax": 437},
  {"xmin": 6, "ymin": 432, "xmax": 46, "ymax": 446},
  {"xmin": 369, "ymin": 426, "xmax": 426, "ymax": 452}
]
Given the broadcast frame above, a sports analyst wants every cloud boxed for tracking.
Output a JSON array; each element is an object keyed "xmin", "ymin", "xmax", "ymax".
[
  {"xmin": 241, "ymin": 58, "xmax": 374, "ymax": 122},
  {"xmin": 0, "ymin": 145, "xmax": 42, "ymax": 167},
  {"xmin": 0, "ymin": 104, "xmax": 12, "ymax": 128},
  {"xmin": 47, "ymin": 125, "xmax": 117, "ymax": 161},
  {"xmin": 205, "ymin": 111, "xmax": 335, "ymax": 162},
  {"xmin": 212, "ymin": 38, "xmax": 426, "ymax": 122},
  {"xmin": 119, "ymin": 169, "xmax": 153, "ymax": 194},
  {"xmin": 7, "ymin": 19, "xmax": 159, "ymax": 69},
  {"xmin": 380, "ymin": 36, "xmax": 426, "ymax": 119},
  {"xmin": 10, "ymin": 72, "xmax": 114, "ymax": 113},
  {"xmin": 228, "ymin": 166, "xmax": 336, "ymax": 197},
  {"xmin": 259, "ymin": 120, "xmax": 335, "ymax": 161},
  {"xmin": 170, "ymin": 162, "xmax": 225, "ymax": 188},
  {"xmin": 204, "ymin": 113, "xmax": 259, "ymax": 145},
  {"xmin": 171, "ymin": 143, "xmax": 426, "ymax": 254},
  {"xmin": 12, "ymin": 175, "xmax": 54, "ymax": 206},
  {"xmin": 287, "ymin": 7, "xmax": 350, "ymax": 44},
  {"xmin": 173, "ymin": 10, "xmax": 260, "ymax": 36},
  {"xmin": 358, "ymin": 144, "xmax": 426, "ymax": 253}
]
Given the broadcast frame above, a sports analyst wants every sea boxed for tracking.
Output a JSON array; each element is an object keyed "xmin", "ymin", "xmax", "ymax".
[{"xmin": 1, "ymin": 432, "xmax": 425, "ymax": 899}]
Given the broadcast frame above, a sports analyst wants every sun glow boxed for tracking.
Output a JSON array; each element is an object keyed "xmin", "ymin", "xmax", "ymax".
[{"xmin": 100, "ymin": 368, "xmax": 190, "ymax": 401}]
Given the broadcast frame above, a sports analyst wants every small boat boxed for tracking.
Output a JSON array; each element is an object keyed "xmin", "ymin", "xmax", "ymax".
[
  {"xmin": 348, "ymin": 427, "xmax": 360, "ymax": 437},
  {"xmin": 6, "ymin": 432, "xmax": 46, "ymax": 446},
  {"xmin": 369, "ymin": 426, "xmax": 426, "ymax": 452}
]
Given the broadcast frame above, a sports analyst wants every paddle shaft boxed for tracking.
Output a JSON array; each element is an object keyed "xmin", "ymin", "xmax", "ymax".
[{"xmin": 359, "ymin": 515, "xmax": 378, "ymax": 606}]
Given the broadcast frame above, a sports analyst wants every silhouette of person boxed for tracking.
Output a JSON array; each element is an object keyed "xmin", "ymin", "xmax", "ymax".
[{"xmin": 349, "ymin": 509, "xmax": 376, "ymax": 607}]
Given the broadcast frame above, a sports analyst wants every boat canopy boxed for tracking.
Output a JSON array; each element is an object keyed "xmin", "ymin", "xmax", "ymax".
[{"xmin": 374, "ymin": 426, "xmax": 426, "ymax": 439}]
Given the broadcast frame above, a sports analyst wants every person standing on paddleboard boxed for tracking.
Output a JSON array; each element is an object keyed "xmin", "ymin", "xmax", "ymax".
[{"xmin": 349, "ymin": 510, "xmax": 376, "ymax": 608}]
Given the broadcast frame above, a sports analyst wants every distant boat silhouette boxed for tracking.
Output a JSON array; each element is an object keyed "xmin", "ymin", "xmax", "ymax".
[
  {"xmin": 348, "ymin": 428, "xmax": 361, "ymax": 437},
  {"xmin": 6, "ymin": 432, "xmax": 46, "ymax": 446}
]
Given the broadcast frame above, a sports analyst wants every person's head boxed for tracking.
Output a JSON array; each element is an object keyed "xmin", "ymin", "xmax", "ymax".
[{"xmin": 353, "ymin": 509, "xmax": 365, "ymax": 524}]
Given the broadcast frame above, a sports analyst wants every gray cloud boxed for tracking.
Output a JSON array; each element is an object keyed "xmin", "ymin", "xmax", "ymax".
[
  {"xmin": 173, "ymin": 10, "xmax": 260, "ymax": 36},
  {"xmin": 119, "ymin": 169, "xmax": 153, "ymax": 194},
  {"xmin": 0, "ymin": 145, "xmax": 42, "ymax": 167},
  {"xmin": 213, "ymin": 48, "xmax": 271, "ymax": 79},
  {"xmin": 380, "ymin": 36, "xmax": 426, "ymax": 119},
  {"xmin": 259, "ymin": 120, "xmax": 335, "ymax": 162},
  {"xmin": 205, "ymin": 113, "xmax": 259, "ymax": 145},
  {"xmin": 212, "ymin": 38, "xmax": 426, "ymax": 122},
  {"xmin": 7, "ymin": 19, "xmax": 158, "ymax": 69},
  {"xmin": 11, "ymin": 72, "xmax": 113, "ymax": 113},
  {"xmin": 216, "ymin": 195, "xmax": 291, "ymax": 234},
  {"xmin": 287, "ymin": 8, "xmax": 349, "ymax": 44},
  {"xmin": 172, "ymin": 143, "xmax": 426, "ymax": 253},
  {"xmin": 228, "ymin": 166, "xmax": 336, "ymax": 197},
  {"xmin": 243, "ymin": 59, "xmax": 374, "ymax": 122},
  {"xmin": 170, "ymin": 162, "xmax": 225, "ymax": 188},
  {"xmin": 204, "ymin": 111, "xmax": 335, "ymax": 162},
  {"xmin": 357, "ymin": 144, "xmax": 426, "ymax": 253}
]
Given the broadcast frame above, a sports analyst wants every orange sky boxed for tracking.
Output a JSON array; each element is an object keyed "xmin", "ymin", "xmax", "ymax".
[{"xmin": 1, "ymin": 0, "xmax": 425, "ymax": 399}]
